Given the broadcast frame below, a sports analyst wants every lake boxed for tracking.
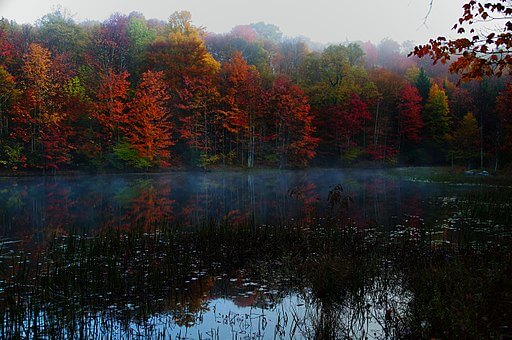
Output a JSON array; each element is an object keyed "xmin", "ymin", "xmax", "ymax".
[
  {"xmin": 1, "ymin": 169, "xmax": 511, "ymax": 338},
  {"xmin": 0, "ymin": 168, "xmax": 483, "ymax": 237}
]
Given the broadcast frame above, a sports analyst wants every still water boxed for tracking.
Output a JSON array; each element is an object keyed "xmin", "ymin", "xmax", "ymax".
[
  {"xmin": 0, "ymin": 169, "xmax": 509, "ymax": 338},
  {"xmin": 0, "ymin": 169, "xmax": 477, "ymax": 238}
]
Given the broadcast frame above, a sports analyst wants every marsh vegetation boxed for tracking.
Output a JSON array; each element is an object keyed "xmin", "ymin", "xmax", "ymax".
[{"xmin": 1, "ymin": 169, "xmax": 511, "ymax": 338}]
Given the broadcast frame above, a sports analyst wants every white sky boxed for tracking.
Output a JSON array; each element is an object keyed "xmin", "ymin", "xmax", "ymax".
[{"xmin": 0, "ymin": 0, "xmax": 467, "ymax": 44}]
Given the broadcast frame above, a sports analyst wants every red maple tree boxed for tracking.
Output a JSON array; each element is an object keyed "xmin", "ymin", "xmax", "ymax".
[
  {"xmin": 398, "ymin": 83, "xmax": 424, "ymax": 144},
  {"xmin": 94, "ymin": 68, "xmax": 130, "ymax": 147},
  {"xmin": 268, "ymin": 75, "xmax": 318, "ymax": 167},
  {"xmin": 326, "ymin": 93, "xmax": 372, "ymax": 162}
]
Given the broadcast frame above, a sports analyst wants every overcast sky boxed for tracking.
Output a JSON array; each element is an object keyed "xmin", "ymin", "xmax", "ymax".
[{"xmin": 0, "ymin": 0, "xmax": 466, "ymax": 44}]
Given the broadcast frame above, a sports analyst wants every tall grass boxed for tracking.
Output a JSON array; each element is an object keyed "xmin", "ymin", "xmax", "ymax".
[{"xmin": 1, "ymin": 202, "xmax": 511, "ymax": 338}]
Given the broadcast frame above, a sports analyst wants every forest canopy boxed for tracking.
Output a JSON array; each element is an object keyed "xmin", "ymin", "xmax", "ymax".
[{"xmin": 1, "ymin": 9, "xmax": 512, "ymax": 171}]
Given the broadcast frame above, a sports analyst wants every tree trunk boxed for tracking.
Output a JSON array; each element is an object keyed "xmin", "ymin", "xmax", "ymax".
[
  {"xmin": 373, "ymin": 100, "xmax": 380, "ymax": 161},
  {"xmin": 248, "ymin": 113, "xmax": 255, "ymax": 168},
  {"xmin": 480, "ymin": 111, "xmax": 484, "ymax": 169}
]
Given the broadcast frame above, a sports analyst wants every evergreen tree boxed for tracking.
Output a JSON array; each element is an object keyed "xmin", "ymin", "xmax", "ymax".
[{"xmin": 414, "ymin": 67, "xmax": 431, "ymax": 104}]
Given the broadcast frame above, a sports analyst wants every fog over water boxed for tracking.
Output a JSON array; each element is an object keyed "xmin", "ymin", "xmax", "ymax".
[{"xmin": 0, "ymin": 169, "xmax": 482, "ymax": 240}]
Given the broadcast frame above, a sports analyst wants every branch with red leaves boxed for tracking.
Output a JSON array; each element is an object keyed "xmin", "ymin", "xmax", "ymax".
[{"xmin": 412, "ymin": 0, "xmax": 512, "ymax": 81}]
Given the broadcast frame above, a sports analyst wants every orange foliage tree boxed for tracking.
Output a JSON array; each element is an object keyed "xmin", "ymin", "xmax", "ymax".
[
  {"xmin": 11, "ymin": 43, "xmax": 72, "ymax": 170},
  {"xmin": 126, "ymin": 70, "xmax": 174, "ymax": 167},
  {"xmin": 146, "ymin": 11, "xmax": 220, "ymax": 165},
  {"xmin": 220, "ymin": 51, "xmax": 263, "ymax": 167}
]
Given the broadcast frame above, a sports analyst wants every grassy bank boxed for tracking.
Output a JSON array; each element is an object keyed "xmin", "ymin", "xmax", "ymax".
[{"xmin": 390, "ymin": 166, "xmax": 512, "ymax": 186}]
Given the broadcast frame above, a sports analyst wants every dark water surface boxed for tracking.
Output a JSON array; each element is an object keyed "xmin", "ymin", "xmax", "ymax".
[
  {"xmin": 0, "ymin": 169, "xmax": 510, "ymax": 339},
  {"xmin": 0, "ymin": 169, "xmax": 483, "ymax": 237}
]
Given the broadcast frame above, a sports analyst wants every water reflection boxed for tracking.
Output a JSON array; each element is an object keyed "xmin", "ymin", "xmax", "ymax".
[
  {"xmin": 0, "ymin": 223, "xmax": 416, "ymax": 339},
  {"xmin": 0, "ymin": 169, "xmax": 464, "ymax": 242},
  {"xmin": 0, "ymin": 169, "xmax": 511, "ymax": 338}
]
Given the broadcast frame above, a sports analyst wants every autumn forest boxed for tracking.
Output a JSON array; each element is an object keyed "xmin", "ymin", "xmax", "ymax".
[
  {"xmin": 2, "ymin": 3, "xmax": 512, "ymax": 338},
  {"xmin": 1, "ymin": 9, "xmax": 511, "ymax": 172}
]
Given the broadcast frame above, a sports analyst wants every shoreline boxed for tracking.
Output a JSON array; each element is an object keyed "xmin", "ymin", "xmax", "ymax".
[
  {"xmin": 1, "ymin": 166, "xmax": 511, "ymax": 186},
  {"xmin": 0, "ymin": 163, "xmax": 396, "ymax": 178}
]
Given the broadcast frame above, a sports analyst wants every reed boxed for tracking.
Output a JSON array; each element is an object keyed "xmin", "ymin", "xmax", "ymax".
[{"xmin": 0, "ymin": 196, "xmax": 511, "ymax": 338}]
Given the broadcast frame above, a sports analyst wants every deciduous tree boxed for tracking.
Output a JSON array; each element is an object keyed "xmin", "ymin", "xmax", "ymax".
[
  {"xmin": 126, "ymin": 70, "xmax": 174, "ymax": 167},
  {"xmin": 368, "ymin": 68, "xmax": 404, "ymax": 162},
  {"xmin": 11, "ymin": 43, "xmax": 73, "ymax": 169},
  {"xmin": 220, "ymin": 51, "xmax": 264, "ymax": 167},
  {"xmin": 11, "ymin": 43, "xmax": 54, "ymax": 154},
  {"xmin": 0, "ymin": 65, "xmax": 17, "ymax": 136},
  {"xmin": 94, "ymin": 68, "xmax": 130, "ymax": 147},
  {"xmin": 326, "ymin": 93, "xmax": 372, "ymax": 162},
  {"xmin": 91, "ymin": 13, "xmax": 131, "ymax": 73},
  {"xmin": 177, "ymin": 75, "xmax": 222, "ymax": 166},
  {"xmin": 147, "ymin": 11, "xmax": 219, "ymax": 89},
  {"xmin": 268, "ymin": 75, "xmax": 318, "ymax": 167},
  {"xmin": 446, "ymin": 111, "xmax": 480, "ymax": 167},
  {"xmin": 424, "ymin": 83, "xmax": 451, "ymax": 143},
  {"xmin": 398, "ymin": 83, "xmax": 424, "ymax": 144},
  {"xmin": 36, "ymin": 9, "xmax": 88, "ymax": 64}
]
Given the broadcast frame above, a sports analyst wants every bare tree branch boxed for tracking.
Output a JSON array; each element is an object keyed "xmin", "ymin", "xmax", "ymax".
[{"xmin": 424, "ymin": 0, "xmax": 434, "ymax": 24}]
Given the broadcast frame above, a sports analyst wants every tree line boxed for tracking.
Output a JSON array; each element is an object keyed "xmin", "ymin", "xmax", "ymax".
[{"xmin": 1, "ymin": 10, "xmax": 512, "ymax": 171}]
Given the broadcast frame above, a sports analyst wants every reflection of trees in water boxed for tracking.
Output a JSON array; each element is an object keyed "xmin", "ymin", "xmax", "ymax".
[
  {"xmin": 0, "ymin": 182, "xmax": 78, "ymax": 249},
  {"xmin": 114, "ymin": 179, "xmax": 175, "ymax": 231},
  {"xmin": 300, "ymin": 261, "xmax": 411, "ymax": 339},
  {"xmin": 1, "ymin": 211, "xmax": 510, "ymax": 339},
  {"xmin": 0, "ymin": 178, "xmax": 178, "ymax": 242},
  {"xmin": 289, "ymin": 180, "xmax": 320, "ymax": 224},
  {"xmin": 0, "ymin": 171, "xmax": 492, "ymax": 250},
  {"xmin": 346, "ymin": 177, "xmax": 398, "ymax": 227},
  {"xmin": 41, "ymin": 184, "xmax": 75, "ymax": 236},
  {"xmin": 0, "ymin": 223, "xmax": 399, "ymax": 338}
]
